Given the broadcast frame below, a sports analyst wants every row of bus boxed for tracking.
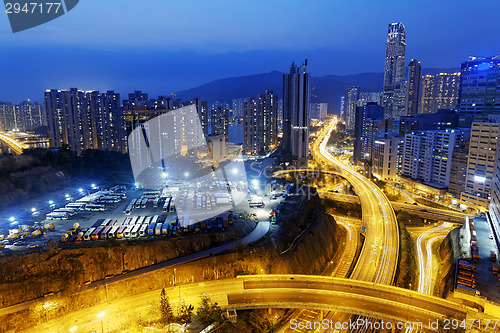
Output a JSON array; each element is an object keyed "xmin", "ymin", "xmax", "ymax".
[
  {"xmin": 80, "ymin": 213, "xmax": 232, "ymax": 242},
  {"xmin": 124, "ymin": 191, "xmax": 164, "ymax": 215},
  {"xmin": 46, "ymin": 203, "xmax": 106, "ymax": 220}
]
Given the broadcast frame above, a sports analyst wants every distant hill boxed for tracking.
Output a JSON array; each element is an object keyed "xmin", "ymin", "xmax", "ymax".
[{"xmin": 175, "ymin": 67, "xmax": 460, "ymax": 114}]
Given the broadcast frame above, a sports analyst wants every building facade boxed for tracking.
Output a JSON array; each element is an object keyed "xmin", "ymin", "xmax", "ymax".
[
  {"xmin": 283, "ymin": 60, "xmax": 310, "ymax": 158},
  {"xmin": 309, "ymin": 102, "xmax": 328, "ymax": 121},
  {"xmin": 420, "ymin": 75, "xmax": 435, "ymax": 114},
  {"xmin": 406, "ymin": 59, "xmax": 422, "ymax": 116},
  {"xmin": 372, "ymin": 135, "xmax": 404, "ymax": 181},
  {"xmin": 459, "ymin": 56, "xmax": 500, "ymax": 127},
  {"xmin": 434, "ymin": 73, "xmax": 461, "ymax": 112},
  {"xmin": 345, "ymin": 87, "xmax": 358, "ymax": 131},
  {"xmin": 402, "ymin": 129, "xmax": 462, "ymax": 187},
  {"xmin": 243, "ymin": 90, "xmax": 278, "ymax": 155},
  {"xmin": 382, "ymin": 22, "xmax": 406, "ymax": 119},
  {"xmin": 461, "ymin": 121, "xmax": 500, "ymax": 209}
]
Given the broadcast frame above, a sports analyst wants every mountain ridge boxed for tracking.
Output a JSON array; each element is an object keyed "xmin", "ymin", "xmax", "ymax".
[{"xmin": 174, "ymin": 67, "xmax": 460, "ymax": 114}]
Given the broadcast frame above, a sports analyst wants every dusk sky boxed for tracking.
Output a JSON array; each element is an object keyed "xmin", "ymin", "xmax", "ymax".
[{"xmin": 1, "ymin": 0, "xmax": 499, "ymax": 102}]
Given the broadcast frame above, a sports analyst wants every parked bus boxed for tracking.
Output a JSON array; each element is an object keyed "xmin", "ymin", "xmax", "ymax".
[
  {"xmin": 134, "ymin": 199, "xmax": 142, "ymax": 209},
  {"xmin": 163, "ymin": 198, "xmax": 171, "ymax": 213},
  {"xmin": 131, "ymin": 224, "xmax": 141, "ymax": 237},
  {"xmin": 116, "ymin": 226, "xmax": 127, "ymax": 239},
  {"xmin": 100, "ymin": 219, "xmax": 111, "ymax": 227},
  {"xmin": 143, "ymin": 190, "xmax": 161, "ymax": 198},
  {"xmin": 136, "ymin": 216, "xmax": 145, "ymax": 225},
  {"xmin": 493, "ymin": 262, "xmax": 499, "ymax": 275},
  {"xmin": 129, "ymin": 216, "xmax": 138, "ymax": 226},
  {"xmin": 124, "ymin": 226, "xmax": 133, "ymax": 238},
  {"xmin": 84, "ymin": 227, "xmax": 95, "ymax": 241},
  {"xmin": 91, "ymin": 226, "xmax": 103, "ymax": 240},
  {"xmin": 123, "ymin": 217, "xmax": 131, "ymax": 226},
  {"xmin": 124, "ymin": 205, "xmax": 133, "ymax": 215},
  {"xmin": 153, "ymin": 198, "xmax": 160, "ymax": 208},
  {"xmin": 155, "ymin": 222, "xmax": 163, "ymax": 236},
  {"xmin": 169, "ymin": 199, "xmax": 176, "ymax": 213},
  {"xmin": 46, "ymin": 212, "xmax": 68, "ymax": 220},
  {"xmin": 101, "ymin": 226, "xmax": 112, "ymax": 240},
  {"xmin": 53, "ymin": 208, "xmax": 77, "ymax": 216},
  {"xmin": 148, "ymin": 222, "xmax": 156, "ymax": 236},
  {"xmin": 162, "ymin": 222, "xmax": 169, "ymax": 235},
  {"xmin": 66, "ymin": 203, "xmax": 86, "ymax": 210},
  {"xmin": 109, "ymin": 226, "xmax": 119, "ymax": 238},
  {"xmin": 141, "ymin": 198, "xmax": 148, "ymax": 208},
  {"xmin": 151, "ymin": 215, "xmax": 159, "ymax": 224},
  {"xmin": 183, "ymin": 215, "xmax": 190, "ymax": 233},
  {"xmin": 86, "ymin": 204, "xmax": 105, "ymax": 211}
]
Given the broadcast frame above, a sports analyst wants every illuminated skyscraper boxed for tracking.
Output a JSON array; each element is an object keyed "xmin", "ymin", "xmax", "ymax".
[
  {"xmin": 243, "ymin": 90, "xmax": 278, "ymax": 155},
  {"xmin": 345, "ymin": 87, "xmax": 358, "ymax": 130},
  {"xmin": 459, "ymin": 56, "xmax": 500, "ymax": 127},
  {"xmin": 406, "ymin": 59, "xmax": 422, "ymax": 116},
  {"xmin": 434, "ymin": 73, "xmax": 461, "ymax": 112},
  {"xmin": 420, "ymin": 75, "xmax": 435, "ymax": 114},
  {"xmin": 382, "ymin": 22, "xmax": 406, "ymax": 119},
  {"xmin": 283, "ymin": 60, "xmax": 310, "ymax": 158}
]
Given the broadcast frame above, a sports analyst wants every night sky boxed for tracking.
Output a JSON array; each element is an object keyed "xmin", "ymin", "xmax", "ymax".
[{"xmin": 0, "ymin": 0, "xmax": 499, "ymax": 102}]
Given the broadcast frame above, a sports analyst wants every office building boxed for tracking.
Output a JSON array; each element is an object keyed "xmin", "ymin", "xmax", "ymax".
[
  {"xmin": 461, "ymin": 121, "xmax": 500, "ymax": 209},
  {"xmin": 353, "ymin": 103, "xmax": 384, "ymax": 162},
  {"xmin": 243, "ymin": 90, "xmax": 278, "ymax": 155},
  {"xmin": 357, "ymin": 92, "xmax": 382, "ymax": 107},
  {"xmin": 406, "ymin": 59, "xmax": 422, "ymax": 116},
  {"xmin": 459, "ymin": 56, "xmax": 500, "ymax": 127},
  {"xmin": 372, "ymin": 135, "xmax": 405, "ymax": 181},
  {"xmin": 345, "ymin": 87, "xmax": 358, "ymax": 131},
  {"xmin": 402, "ymin": 129, "xmax": 462, "ymax": 187},
  {"xmin": 283, "ymin": 60, "xmax": 310, "ymax": 158},
  {"xmin": 382, "ymin": 22, "xmax": 406, "ymax": 119},
  {"xmin": 420, "ymin": 75, "xmax": 435, "ymax": 114},
  {"xmin": 435, "ymin": 73, "xmax": 461, "ymax": 112}
]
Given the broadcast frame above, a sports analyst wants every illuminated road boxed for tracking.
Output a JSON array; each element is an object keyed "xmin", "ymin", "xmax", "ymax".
[
  {"xmin": 414, "ymin": 223, "xmax": 455, "ymax": 295},
  {"xmin": 312, "ymin": 119, "xmax": 399, "ymax": 286},
  {"xmin": 0, "ymin": 132, "xmax": 28, "ymax": 155},
  {"xmin": 22, "ymin": 275, "xmax": 473, "ymax": 333}
]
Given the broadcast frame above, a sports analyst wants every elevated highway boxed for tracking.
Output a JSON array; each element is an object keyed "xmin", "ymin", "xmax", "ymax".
[{"xmin": 0, "ymin": 132, "xmax": 28, "ymax": 155}]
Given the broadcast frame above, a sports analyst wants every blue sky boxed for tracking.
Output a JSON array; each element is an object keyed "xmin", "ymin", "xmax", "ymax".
[{"xmin": 0, "ymin": 0, "xmax": 499, "ymax": 102}]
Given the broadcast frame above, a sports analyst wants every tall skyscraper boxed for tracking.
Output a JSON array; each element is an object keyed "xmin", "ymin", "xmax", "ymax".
[
  {"xmin": 420, "ymin": 75, "xmax": 435, "ymax": 114},
  {"xmin": 434, "ymin": 73, "xmax": 461, "ymax": 111},
  {"xmin": 406, "ymin": 59, "xmax": 422, "ymax": 116},
  {"xmin": 231, "ymin": 98, "xmax": 247, "ymax": 121},
  {"xmin": 283, "ymin": 60, "xmax": 310, "ymax": 158},
  {"xmin": 459, "ymin": 56, "xmax": 500, "ymax": 127},
  {"xmin": 345, "ymin": 87, "xmax": 359, "ymax": 131},
  {"xmin": 243, "ymin": 90, "xmax": 278, "ymax": 155},
  {"xmin": 382, "ymin": 22, "xmax": 406, "ymax": 119}
]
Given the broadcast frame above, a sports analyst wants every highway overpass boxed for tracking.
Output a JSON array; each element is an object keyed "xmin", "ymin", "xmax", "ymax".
[{"xmin": 0, "ymin": 132, "xmax": 28, "ymax": 155}]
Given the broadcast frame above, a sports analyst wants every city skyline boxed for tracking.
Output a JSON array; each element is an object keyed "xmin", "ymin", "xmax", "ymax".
[{"xmin": 1, "ymin": 0, "xmax": 499, "ymax": 102}]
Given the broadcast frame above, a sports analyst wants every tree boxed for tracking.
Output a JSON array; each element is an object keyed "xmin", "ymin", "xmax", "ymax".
[
  {"xmin": 197, "ymin": 295, "xmax": 224, "ymax": 324},
  {"xmin": 159, "ymin": 289, "xmax": 173, "ymax": 324},
  {"xmin": 176, "ymin": 301, "xmax": 194, "ymax": 325}
]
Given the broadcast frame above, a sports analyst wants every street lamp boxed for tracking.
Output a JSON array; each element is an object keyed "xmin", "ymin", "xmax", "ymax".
[
  {"xmin": 69, "ymin": 326, "xmax": 77, "ymax": 333},
  {"xmin": 98, "ymin": 312, "xmax": 105, "ymax": 333},
  {"xmin": 9, "ymin": 217, "xmax": 15, "ymax": 222}
]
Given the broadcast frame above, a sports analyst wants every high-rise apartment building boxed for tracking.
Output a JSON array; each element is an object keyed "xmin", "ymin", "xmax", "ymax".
[
  {"xmin": 0, "ymin": 101, "xmax": 46, "ymax": 131},
  {"xmin": 353, "ymin": 102, "xmax": 384, "ymax": 162},
  {"xmin": 309, "ymin": 103, "xmax": 328, "ymax": 121},
  {"xmin": 45, "ymin": 89, "xmax": 125, "ymax": 154},
  {"xmin": 243, "ymin": 90, "xmax": 278, "ymax": 155},
  {"xmin": 283, "ymin": 60, "xmax": 310, "ymax": 158},
  {"xmin": 459, "ymin": 56, "xmax": 500, "ymax": 127},
  {"xmin": 372, "ymin": 135, "xmax": 405, "ymax": 181},
  {"xmin": 461, "ymin": 121, "xmax": 500, "ymax": 209},
  {"xmin": 406, "ymin": 59, "xmax": 422, "ymax": 116},
  {"xmin": 345, "ymin": 87, "xmax": 359, "ymax": 131},
  {"xmin": 382, "ymin": 22, "xmax": 406, "ymax": 119},
  {"xmin": 420, "ymin": 75, "xmax": 435, "ymax": 114},
  {"xmin": 434, "ymin": 73, "xmax": 461, "ymax": 111},
  {"xmin": 232, "ymin": 98, "xmax": 247, "ymax": 121},
  {"xmin": 210, "ymin": 104, "xmax": 229, "ymax": 140},
  {"xmin": 402, "ymin": 129, "xmax": 462, "ymax": 186}
]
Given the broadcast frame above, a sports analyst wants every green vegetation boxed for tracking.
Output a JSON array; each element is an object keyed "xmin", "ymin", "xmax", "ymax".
[
  {"xmin": 322, "ymin": 198, "xmax": 362, "ymax": 219},
  {"xmin": 394, "ymin": 221, "xmax": 417, "ymax": 289},
  {"xmin": 159, "ymin": 289, "xmax": 174, "ymax": 324},
  {"xmin": 24, "ymin": 147, "xmax": 133, "ymax": 185},
  {"xmin": 197, "ymin": 295, "xmax": 224, "ymax": 324},
  {"xmin": 396, "ymin": 210, "xmax": 437, "ymax": 227}
]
